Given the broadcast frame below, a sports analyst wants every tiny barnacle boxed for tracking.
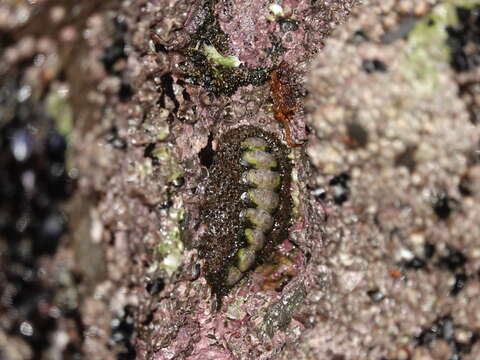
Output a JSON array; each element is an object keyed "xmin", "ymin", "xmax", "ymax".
[{"xmin": 197, "ymin": 126, "xmax": 292, "ymax": 299}]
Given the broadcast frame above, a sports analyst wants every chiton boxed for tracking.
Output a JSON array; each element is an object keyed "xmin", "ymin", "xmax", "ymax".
[{"xmin": 198, "ymin": 125, "xmax": 292, "ymax": 297}]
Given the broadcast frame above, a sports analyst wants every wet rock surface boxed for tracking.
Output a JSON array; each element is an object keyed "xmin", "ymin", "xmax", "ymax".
[
  {"xmin": 1, "ymin": 0, "xmax": 480, "ymax": 359},
  {"xmin": 294, "ymin": 1, "xmax": 480, "ymax": 359}
]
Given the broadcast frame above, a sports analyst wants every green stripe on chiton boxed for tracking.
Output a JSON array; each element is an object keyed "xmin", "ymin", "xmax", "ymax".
[
  {"xmin": 244, "ymin": 228, "xmax": 265, "ymax": 251},
  {"xmin": 243, "ymin": 169, "xmax": 281, "ymax": 189},
  {"xmin": 241, "ymin": 150, "xmax": 278, "ymax": 168},
  {"xmin": 198, "ymin": 125, "xmax": 292, "ymax": 298},
  {"xmin": 241, "ymin": 137, "xmax": 268, "ymax": 151},
  {"xmin": 247, "ymin": 188, "xmax": 280, "ymax": 212}
]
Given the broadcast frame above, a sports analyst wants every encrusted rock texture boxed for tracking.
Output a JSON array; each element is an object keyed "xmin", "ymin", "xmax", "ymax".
[{"xmin": 1, "ymin": 0, "xmax": 480, "ymax": 359}]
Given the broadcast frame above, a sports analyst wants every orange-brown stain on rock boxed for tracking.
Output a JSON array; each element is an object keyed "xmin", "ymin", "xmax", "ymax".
[{"xmin": 269, "ymin": 62, "xmax": 304, "ymax": 147}]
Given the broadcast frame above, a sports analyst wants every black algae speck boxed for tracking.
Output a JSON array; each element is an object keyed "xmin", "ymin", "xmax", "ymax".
[
  {"xmin": 367, "ymin": 288, "xmax": 385, "ymax": 302},
  {"xmin": 361, "ymin": 59, "xmax": 387, "ymax": 73},
  {"xmin": 438, "ymin": 249, "xmax": 467, "ymax": 272},
  {"xmin": 146, "ymin": 278, "xmax": 165, "ymax": 296},
  {"xmin": 329, "ymin": 173, "xmax": 350, "ymax": 205},
  {"xmin": 416, "ymin": 315, "xmax": 479, "ymax": 358},
  {"xmin": 450, "ymin": 273, "xmax": 467, "ymax": 296},
  {"xmin": 417, "ymin": 315, "xmax": 454, "ymax": 346},
  {"xmin": 172, "ymin": 176, "xmax": 185, "ymax": 188},
  {"xmin": 447, "ymin": 6, "xmax": 480, "ymax": 72},
  {"xmin": 199, "ymin": 134, "xmax": 215, "ymax": 168},
  {"xmin": 109, "ymin": 306, "xmax": 137, "ymax": 360},
  {"xmin": 102, "ymin": 18, "xmax": 128, "ymax": 75},
  {"xmin": 433, "ymin": 193, "xmax": 456, "ymax": 220},
  {"xmin": 346, "ymin": 122, "xmax": 368, "ymax": 148},
  {"xmin": 405, "ymin": 257, "xmax": 427, "ymax": 270},
  {"xmin": 424, "ymin": 242, "xmax": 436, "ymax": 259}
]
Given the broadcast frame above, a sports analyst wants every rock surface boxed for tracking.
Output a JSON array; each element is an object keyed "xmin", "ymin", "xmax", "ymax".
[{"xmin": 1, "ymin": 0, "xmax": 479, "ymax": 359}]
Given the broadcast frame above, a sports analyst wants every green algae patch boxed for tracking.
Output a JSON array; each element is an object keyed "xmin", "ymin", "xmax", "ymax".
[
  {"xmin": 225, "ymin": 294, "xmax": 249, "ymax": 320},
  {"xmin": 203, "ymin": 43, "xmax": 242, "ymax": 68},
  {"xmin": 142, "ymin": 146, "xmax": 185, "ymax": 277},
  {"xmin": 266, "ymin": 2, "xmax": 293, "ymax": 21},
  {"xmin": 143, "ymin": 120, "xmax": 170, "ymax": 141},
  {"xmin": 290, "ymin": 167, "xmax": 301, "ymax": 217},
  {"xmin": 158, "ymin": 226, "xmax": 184, "ymax": 276},
  {"xmin": 182, "ymin": 47, "xmax": 269, "ymax": 96},
  {"xmin": 455, "ymin": 0, "xmax": 480, "ymax": 8},
  {"xmin": 151, "ymin": 146, "xmax": 185, "ymax": 277},
  {"xmin": 269, "ymin": 3, "xmax": 286, "ymax": 17},
  {"xmin": 403, "ymin": 0, "xmax": 480, "ymax": 94},
  {"xmin": 156, "ymin": 205, "xmax": 185, "ymax": 277},
  {"xmin": 46, "ymin": 91, "xmax": 74, "ymax": 137},
  {"xmin": 152, "ymin": 145, "xmax": 184, "ymax": 183},
  {"xmin": 179, "ymin": 0, "xmax": 269, "ymax": 95},
  {"xmin": 403, "ymin": 5, "xmax": 452, "ymax": 94},
  {"xmin": 133, "ymin": 159, "xmax": 154, "ymax": 180}
]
